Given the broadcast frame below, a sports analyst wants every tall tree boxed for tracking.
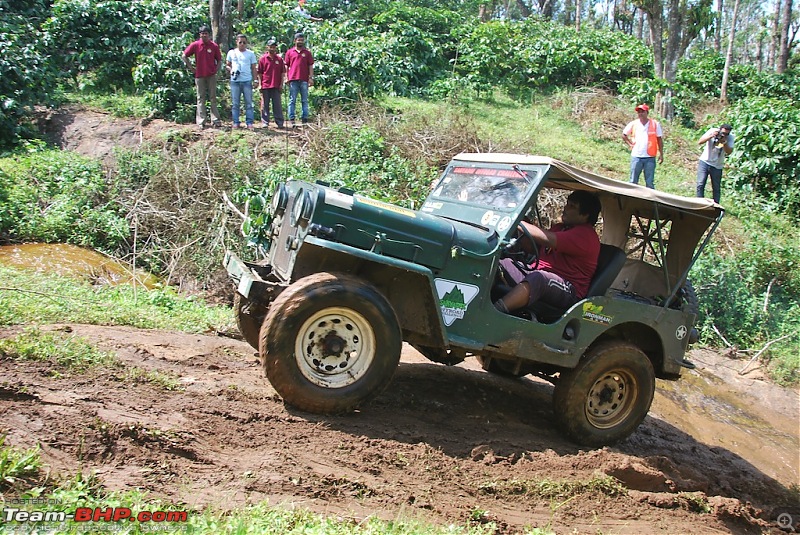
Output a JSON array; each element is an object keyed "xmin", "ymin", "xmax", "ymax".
[
  {"xmin": 210, "ymin": 0, "xmax": 233, "ymax": 55},
  {"xmin": 770, "ymin": 0, "xmax": 781, "ymax": 68},
  {"xmin": 714, "ymin": 0, "xmax": 723, "ymax": 51},
  {"xmin": 635, "ymin": 0, "xmax": 714, "ymax": 119},
  {"xmin": 777, "ymin": 0, "xmax": 793, "ymax": 71},
  {"xmin": 720, "ymin": 0, "xmax": 741, "ymax": 102}
]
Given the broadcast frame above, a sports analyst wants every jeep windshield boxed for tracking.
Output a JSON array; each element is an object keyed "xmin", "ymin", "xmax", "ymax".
[{"xmin": 429, "ymin": 164, "xmax": 543, "ymax": 211}]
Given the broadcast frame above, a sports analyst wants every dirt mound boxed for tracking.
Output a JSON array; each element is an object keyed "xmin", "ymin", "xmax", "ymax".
[{"xmin": 1, "ymin": 324, "xmax": 797, "ymax": 534}]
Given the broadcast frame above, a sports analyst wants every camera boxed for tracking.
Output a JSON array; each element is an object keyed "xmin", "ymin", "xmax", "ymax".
[
  {"xmin": 712, "ymin": 129, "xmax": 728, "ymax": 147},
  {"xmin": 232, "ymin": 70, "xmax": 240, "ymax": 80}
]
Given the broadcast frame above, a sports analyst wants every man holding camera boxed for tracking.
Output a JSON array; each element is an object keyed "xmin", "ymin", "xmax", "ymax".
[
  {"xmin": 696, "ymin": 124, "xmax": 734, "ymax": 203},
  {"xmin": 226, "ymin": 34, "xmax": 258, "ymax": 129}
]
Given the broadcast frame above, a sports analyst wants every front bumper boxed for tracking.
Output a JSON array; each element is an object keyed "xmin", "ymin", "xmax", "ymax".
[{"xmin": 224, "ymin": 251, "xmax": 286, "ymax": 303}]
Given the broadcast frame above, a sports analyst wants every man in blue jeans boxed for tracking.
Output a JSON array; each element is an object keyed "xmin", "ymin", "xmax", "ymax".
[
  {"xmin": 696, "ymin": 124, "xmax": 734, "ymax": 203},
  {"xmin": 622, "ymin": 104, "xmax": 664, "ymax": 189},
  {"xmin": 284, "ymin": 33, "xmax": 314, "ymax": 126},
  {"xmin": 225, "ymin": 34, "xmax": 258, "ymax": 129}
]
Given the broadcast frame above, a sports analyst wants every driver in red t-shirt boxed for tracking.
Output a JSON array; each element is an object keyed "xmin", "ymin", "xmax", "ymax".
[{"xmin": 495, "ymin": 190, "xmax": 601, "ymax": 315}]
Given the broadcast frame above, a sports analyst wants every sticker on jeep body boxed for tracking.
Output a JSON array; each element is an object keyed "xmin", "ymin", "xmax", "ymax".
[
  {"xmin": 581, "ymin": 302, "xmax": 612, "ymax": 324},
  {"xmin": 357, "ymin": 196, "xmax": 416, "ymax": 217},
  {"xmin": 434, "ymin": 279, "xmax": 479, "ymax": 326}
]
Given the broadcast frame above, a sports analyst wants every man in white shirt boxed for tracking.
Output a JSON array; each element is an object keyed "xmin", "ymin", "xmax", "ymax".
[
  {"xmin": 622, "ymin": 104, "xmax": 664, "ymax": 189},
  {"xmin": 696, "ymin": 124, "xmax": 734, "ymax": 203},
  {"xmin": 225, "ymin": 34, "xmax": 258, "ymax": 129}
]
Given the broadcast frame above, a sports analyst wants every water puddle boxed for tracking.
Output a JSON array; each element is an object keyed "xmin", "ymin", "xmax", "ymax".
[
  {"xmin": 0, "ymin": 243, "xmax": 160, "ymax": 289},
  {"xmin": 653, "ymin": 362, "xmax": 800, "ymax": 486}
]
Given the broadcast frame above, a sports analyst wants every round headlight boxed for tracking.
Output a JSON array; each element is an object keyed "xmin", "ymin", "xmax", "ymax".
[
  {"xmin": 271, "ymin": 183, "xmax": 289, "ymax": 215},
  {"xmin": 290, "ymin": 189, "xmax": 313, "ymax": 227}
]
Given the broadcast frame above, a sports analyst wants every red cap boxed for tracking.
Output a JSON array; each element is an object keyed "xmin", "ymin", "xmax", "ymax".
[{"xmin": 635, "ymin": 104, "xmax": 650, "ymax": 112}]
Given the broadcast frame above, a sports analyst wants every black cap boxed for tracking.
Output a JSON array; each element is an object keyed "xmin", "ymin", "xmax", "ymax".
[
  {"xmin": 267, "ymin": 38, "xmax": 277, "ymax": 46},
  {"xmin": 294, "ymin": 32, "xmax": 304, "ymax": 40},
  {"xmin": 198, "ymin": 25, "xmax": 211, "ymax": 34}
]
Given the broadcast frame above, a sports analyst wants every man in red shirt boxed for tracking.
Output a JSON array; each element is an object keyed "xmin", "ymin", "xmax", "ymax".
[
  {"xmin": 183, "ymin": 25, "xmax": 222, "ymax": 128},
  {"xmin": 495, "ymin": 191, "xmax": 602, "ymax": 315},
  {"xmin": 257, "ymin": 39, "xmax": 286, "ymax": 129},
  {"xmin": 284, "ymin": 32, "xmax": 314, "ymax": 126}
]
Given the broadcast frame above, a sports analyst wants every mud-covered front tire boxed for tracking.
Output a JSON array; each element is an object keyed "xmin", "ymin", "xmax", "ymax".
[
  {"xmin": 553, "ymin": 341, "xmax": 655, "ymax": 446},
  {"xmin": 259, "ymin": 272, "xmax": 401, "ymax": 414},
  {"xmin": 234, "ymin": 293, "xmax": 265, "ymax": 350}
]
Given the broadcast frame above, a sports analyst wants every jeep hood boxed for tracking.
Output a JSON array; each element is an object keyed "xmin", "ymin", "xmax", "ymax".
[{"xmin": 310, "ymin": 187, "xmax": 495, "ymax": 270}]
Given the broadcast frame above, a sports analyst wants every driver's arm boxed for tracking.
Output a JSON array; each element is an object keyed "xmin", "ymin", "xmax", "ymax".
[{"xmin": 519, "ymin": 220, "xmax": 557, "ymax": 249}]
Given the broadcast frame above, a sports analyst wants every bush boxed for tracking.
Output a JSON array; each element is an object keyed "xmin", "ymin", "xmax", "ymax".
[
  {"xmin": 0, "ymin": 0, "xmax": 56, "ymax": 148},
  {"xmin": 44, "ymin": 0, "xmax": 205, "ymax": 110},
  {"xmin": 132, "ymin": 35, "xmax": 200, "ymax": 122},
  {"xmin": 0, "ymin": 149, "xmax": 129, "ymax": 250},
  {"xmin": 725, "ymin": 97, "xmax": 800, "ymax": 216},
  {"xmin": 453, "ymin": 18, "xmax": 652, "ymax": 95}
]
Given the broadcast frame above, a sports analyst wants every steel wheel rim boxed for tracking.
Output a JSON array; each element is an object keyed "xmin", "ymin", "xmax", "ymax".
[
  {"xmin": 584, "ymin": 369, "xmax": 638, "ymax": 429},
  {"xmin": 294, "ymin": 307, "xmax": 376, "ymax": 388}
]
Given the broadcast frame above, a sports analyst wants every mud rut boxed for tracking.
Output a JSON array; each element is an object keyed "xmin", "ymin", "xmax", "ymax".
[
  {"xmin": 3, "ymin": 108, "xmax": 798, "ymax": 534},
  {"xmin": 1, "ymin": 322, "xmax": 798, "ymax": 535}
]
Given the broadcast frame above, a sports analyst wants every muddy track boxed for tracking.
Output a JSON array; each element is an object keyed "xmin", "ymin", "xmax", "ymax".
[{"xmin": 1, "ymin": 324, "xmax": 797, "ymax": 534}]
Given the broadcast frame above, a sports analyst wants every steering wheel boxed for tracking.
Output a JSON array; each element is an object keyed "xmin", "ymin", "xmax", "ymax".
[{"xmin": 502, "ymin": 223, "xmax": 540, "ymax": 272}]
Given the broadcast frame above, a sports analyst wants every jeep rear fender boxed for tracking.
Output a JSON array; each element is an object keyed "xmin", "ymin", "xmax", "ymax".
[
  {"xmin": 589, "ymin": 322, "xmax": 682, "ymax": 379},
  {"xmin": 292, "ymin": 237, "xmax": 448, "ymax": 350}
]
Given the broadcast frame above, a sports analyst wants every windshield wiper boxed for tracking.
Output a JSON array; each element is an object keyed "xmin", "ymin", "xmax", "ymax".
[{"xmin": 512, "ymin": 165, "xmax": 532, "ymax": 184}]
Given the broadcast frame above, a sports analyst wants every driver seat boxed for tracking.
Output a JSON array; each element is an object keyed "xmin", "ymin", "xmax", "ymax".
[{"xmin": 529, "ymin": 244, "xmax": 627, "ymax": 322}]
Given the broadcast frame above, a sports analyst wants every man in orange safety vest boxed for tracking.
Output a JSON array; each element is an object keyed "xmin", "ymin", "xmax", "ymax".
[{"xmin": 622, "ymin": 104, "xmax": 664, "ymax": 189}]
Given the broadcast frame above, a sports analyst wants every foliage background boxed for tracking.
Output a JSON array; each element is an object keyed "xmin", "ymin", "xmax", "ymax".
[{"xmin": 0, "ymin": 0, "xmax": 797, "ymax": 380}]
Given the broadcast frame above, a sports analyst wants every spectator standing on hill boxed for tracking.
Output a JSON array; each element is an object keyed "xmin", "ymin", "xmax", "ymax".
[
  {"xmin": 622, "ymin": 104, "xmax": 664, "ymax": 189},
  {"xmin": 295, "ymin": 0, "xmax": 322, "ymax": 22},
  {"xmin": 182, "ymin": 25, "xmax": 222, "ymax": 128},
  {"xmin": 696, "ymin": 124, "xmax": 734, "ymax": 203},
  {"xmin": 226, "ymin": 34, "xmax": 258, "ymax": 129},
  {"xmin": 257, "ymin": 38, "xmax": 286, "ymax": 129},
  {"xmin": 284, "ymin": 33, "xmax": 314, "ymax": 126}
]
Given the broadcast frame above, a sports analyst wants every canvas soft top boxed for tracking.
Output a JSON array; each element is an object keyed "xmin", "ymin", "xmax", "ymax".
[{"xmin": 452, "ymin": 153, "xmax": 723, "ymax": 219}]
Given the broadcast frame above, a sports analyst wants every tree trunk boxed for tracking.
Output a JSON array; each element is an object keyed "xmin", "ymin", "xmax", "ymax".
[
  {"xmin": 720, "ymin": 0, "xmax": 740, "ymax": 102},
  {"xmin": 576, "ymin": 0, "xmax": 582, "ymax": 30},
  {"xmin": 210, "ymin": 0, "xmax": 233, "ymax": 55},
  {"xmin": 659, "ymin": 0, "xmax": 681, "ymax": 118},
  {"xmin": 638, "ymin": 0, "xmax": 664, "ymax": 78},
  {"xmin": 756, "ymin": 31, "xmax": 764, "ymax": 71},
  {"xmin": 714, "ymin": 0, "xmax": 723, "ymax": 52},
  {"xmin": 479, "ymin": 4, "xmax": 490, "ymax": 21},
  {"xmin": 777, "ymin": 0, "xmax": 793, "ymax": 72},
  {"xmin": 515, "ymin": 0, "xmax": 532, "ymax": 18},
  {"xmin": 636, "ymin": 9, "xmax": 644, "ymax": 40},
  {"xmin": 769, "ymin": 0, "xmax": 781, "ymax": 69}
]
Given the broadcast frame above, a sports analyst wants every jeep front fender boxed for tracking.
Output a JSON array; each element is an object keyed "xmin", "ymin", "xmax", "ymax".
[{"xmin": 292, "ymin": 237, "xmax": 450, "ymax": 351}]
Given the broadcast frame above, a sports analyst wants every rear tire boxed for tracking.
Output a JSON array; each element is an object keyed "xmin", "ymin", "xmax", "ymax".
[
  {"xmin": 259, "ymin": 272, "xmax": 401, "ymax": 414},
  {"xmin": 553, "ymin": 341, "xmax": 655, "ymax": 446}
]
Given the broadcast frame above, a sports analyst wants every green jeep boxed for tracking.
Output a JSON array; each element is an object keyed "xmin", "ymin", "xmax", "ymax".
[{"xmin": 225, "ymin": 153, "xmax": 723, "ymax": 446}]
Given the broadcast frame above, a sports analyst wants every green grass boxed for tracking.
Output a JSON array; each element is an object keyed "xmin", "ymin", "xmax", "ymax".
[
  {"xmin": 478, "ymin": 476, "xmax": 627, "ymax": 500},
  {"xmin": 0, "ymin": 264, "xmax": 234, "ymax": 333},
  {"xmin": 1, "ymin": 442, "xmax": 525, "ymax": 535},
  {"xmin": 0, "ymin": 436, "xmax": 41, "ymax": 488},
  {"xmin": 63, "ymin": 89, "xmax": 154, "ymax": 119},
  {"xmin": 0, "ymin": 328, "xmax": 117, "ymax": 371},
  {"xmin": 124, "ymin": 367, "xmax": 184, "ymax": 391},
  {"xmin": 383, "ymin": 92, "xmax": 699, "ymax": 198}
]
